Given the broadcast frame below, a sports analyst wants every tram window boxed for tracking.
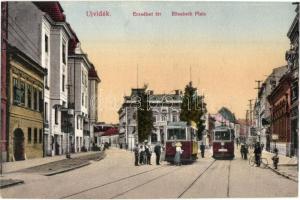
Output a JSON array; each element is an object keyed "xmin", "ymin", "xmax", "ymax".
[
  {"xmin": 214, "ymin": 131, "xmax": 230, "ymax": 140},
  {"xmin": 167, "ymin": 128, "xmax": 186, "ymax": 140}
]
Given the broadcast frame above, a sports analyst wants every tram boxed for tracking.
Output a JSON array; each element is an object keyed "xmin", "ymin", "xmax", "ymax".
[
  {"xmin": 165, "ymin": 121, "xmax": 198, "ymax": 163},
  {"xmin": 212, "ymin": 126, "xmax": 235, "ymax": 159}
]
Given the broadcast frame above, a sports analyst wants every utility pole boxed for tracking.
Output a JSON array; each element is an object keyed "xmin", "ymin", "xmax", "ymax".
[
  {"xmin": 189, "ymin": 65, "xmax": 192, "ymax": 84},
  {"xmin": 255, "ymin": 80, "xmax": 262, "ymax": 96},
  {"xmin": 246, "ymin": 110, "xmax": 249, "ymax": 138},
  {"xmin": 248, "ymin": 99, "xmax": 254, "ymax": 127},
  {"xmin": 255, "ymin": 80, "xmax": 262, "ymax": 144}
]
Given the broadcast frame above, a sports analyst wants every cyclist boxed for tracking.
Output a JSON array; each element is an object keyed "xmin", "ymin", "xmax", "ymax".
[{"xmin": 254, "ymin": 142, "xmax": 262, "ymax": 167}]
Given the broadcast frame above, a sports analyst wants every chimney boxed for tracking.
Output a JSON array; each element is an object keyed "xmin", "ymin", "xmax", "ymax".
[
  {"xmin": 149, "ymin": 90, "xmax": 154, "ymax": 95},
  {"xmin": 175, "ymin": 90, "xmax": 181, "ymax": 95}
]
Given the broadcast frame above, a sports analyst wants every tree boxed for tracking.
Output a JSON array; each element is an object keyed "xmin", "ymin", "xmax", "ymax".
[
  {"xmin": 136, "ymin": 85, "xmax": 155, "ymax": 143},
  {"xmin": 180, "ymin": 82, "xmax": 207, "ymax": 140}
]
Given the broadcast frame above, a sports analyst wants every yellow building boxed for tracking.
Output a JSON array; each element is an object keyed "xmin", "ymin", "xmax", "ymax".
[{"xmin": 7, "ymin": 46, "xmax": 46, "ymax": 161}]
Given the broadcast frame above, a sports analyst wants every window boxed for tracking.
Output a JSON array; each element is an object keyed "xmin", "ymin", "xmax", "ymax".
[
  {"xmin": 82, "ymin": 93, "xmax": 84, "ymax": 106},
  {"xmin": 39, "ymin": 91, "xmax": 43, "ymax": 112},
  {"xmin": 167, "ymin": 128, "xmax": 186, "ymax": 140},
  {"xmin": 151, "ymin": 133, "xmax": 158, "ymax": 143},
  {"xmin": 44, "ymin": 102, "xmax": 48, "ymax": 122},
  {"xmin": 82, "ymin": 71, "xmax": 84, "ymax": 84},
  {"xmin": 62, "ymin": 43, "xmax": 66, "ymax": 64},
  {"xmin": 77, "ymin": 116, "xmax": 80, "ymax": 129},
  {"xmin": 153, "ymin": 116, "xmax": 157, "ymax": 122},
  {"xmin": 172, "ymin": 112, "xmax": 178, "ymax": 122},
  {"xmin": 45, "ymin": 35, "xmax": 48, "ymax": 53},
  {"xmin": 32, "ymin": 88, "xmax": 37, "ymax": 110},
  {"xmin": 39, "ymin": 129, "xmax": 42, "ymax": 143},
  {"xmin": 13, "ymin": 78, "xmax": 19, "ymax": 104},
  {"xmin": 55, "ymin": 107, "xmax": 58, "ymax": 124},
  {"xmin": 18, "ymin": 80, "xmax": 25, "ymax": 105},
  {"xmin": 85, "ymin": 95, "xmax": 88, "ymax": 108},
  {"xmin": 28, "ymin": 128, "xmax": 32, "ymax": 143},
  {"xmin": 214, "ymin": 131, "xmax": 231, "ymax": 141},
  {"xmin": 62, "ymin": 75, "xmax": 65, "ymax": 92},
  {"xmin": 27, "ymin": 84, "xmax": 32, "ymax": 108},
  {"xmin": 161, "ymin": 114, "xmax": 167, "ymax": 121},
  {"xmin": 34, "ymin": 128, "xmax": 37, "ymax": 144}
]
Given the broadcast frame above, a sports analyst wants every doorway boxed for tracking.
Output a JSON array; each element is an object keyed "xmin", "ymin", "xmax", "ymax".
[{"xmin": 13, "ymin": 128, "xmax": 25, "ymax": 161}]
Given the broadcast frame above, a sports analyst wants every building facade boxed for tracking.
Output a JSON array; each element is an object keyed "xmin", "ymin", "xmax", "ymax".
[
  {"xmin": 1, "ymin": 2, "xmax": 8, "ymax": 162},
  {"xmin": 118, "ymin": 89, "xmax": 182, "ymax": 150},
  {"xmin": 268, "ymin": 74, "xmax": 292, "ymax": 156},
  {"xmin": 4, "ymin": 2, "xmax": 97, "ymax": 160},
  {"xmin": 286, "ymin": 3, "xmax": 299, "ymax": 157},
  {"xmin": 253, "ymin": 66, "xmax": 288, "ymax": 151},
  {"xmin": 68, "ymin": 43, "xmax": 92, "ymax": 153},
  {"xmin": 88, "ymin": 65, "xmax": 101, "ymax": 148},
  {"xmin": 7, "ymin": 45, "xmax": 46, "ymax": 161}
]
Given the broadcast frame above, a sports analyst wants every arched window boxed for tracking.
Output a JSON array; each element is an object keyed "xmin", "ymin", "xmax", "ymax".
[
  {"xmin": 161, "ymin": 109, "xmax": 168, "ymax": 121},
  {"xmin": 172, "ymin": 110, "xmax": 178, "ymax": 122}
]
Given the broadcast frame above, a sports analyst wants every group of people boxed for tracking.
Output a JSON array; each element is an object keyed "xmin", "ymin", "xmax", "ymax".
[
  {"xmin": 240, "ymin": 143, "xmax": 249, "ymax": 160},
  {"xmin": 240, "ymin": 142, "xmax": 262, "ymax": 167},
  {"xmin": 134, "ymin": 142, "xmax": 162, "ymax": 166}
]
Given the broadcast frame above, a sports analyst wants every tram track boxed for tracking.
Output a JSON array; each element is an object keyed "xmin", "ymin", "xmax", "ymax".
[
  {"xmin": 227, "ymin": 160, "xmax": 232, "ymax": 197},
  {"xmin": 60, "ymin": 165, "xmax": 166, "ymax": 199},
  {"xmin": 177, "ymin": 159, "xmax": 217, "ymax": 198},
  {"xmin": 111, "ymin": 166, "xmax": 182, "ymax": 199}
]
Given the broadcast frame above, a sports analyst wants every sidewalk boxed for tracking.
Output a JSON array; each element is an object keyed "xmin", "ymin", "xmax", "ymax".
[
  {"xmin": 2, "ymin": 151, "xmax": 102, "ymax": 173},
  {"xmin": 0, "ymin": 151, "xmax": 106, "ymax": 189},
  {"xmin": 262, "ymin": 150, "xmax": 298, "ymax": 182}
]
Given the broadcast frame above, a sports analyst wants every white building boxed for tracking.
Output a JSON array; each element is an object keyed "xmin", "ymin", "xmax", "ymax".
[
  {"xmin": 88, "ymin": 65, "xmax": 101, "ymax": 148},
  {"xmin": 118, "ymin": 89, "xmax": 182, "ymax": 150},
  {"xmin": 68, "ymin": 43, "xmax": 92, "ymax": 152},
  {"xmin": 7, "ymin": 2, "xmax": 77, "ymax": 156}
]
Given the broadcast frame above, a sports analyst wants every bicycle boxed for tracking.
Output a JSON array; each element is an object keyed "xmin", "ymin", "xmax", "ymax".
[{"xmin": 249, "ymin": 153, "xmax": 269, "ymax": 168}]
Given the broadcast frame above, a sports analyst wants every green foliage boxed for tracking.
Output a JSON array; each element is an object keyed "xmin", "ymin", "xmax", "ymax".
[
  {"xmin": 180, "ymin": 82, "xmax": 207, "ymax": 140},
  {"xmin": 137, "ymin": 85, "xmax": 155, "ymax": 143}
]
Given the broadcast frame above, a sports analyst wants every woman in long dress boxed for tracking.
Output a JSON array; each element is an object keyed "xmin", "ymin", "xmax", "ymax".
[{"xmin": 174, "ymin": 142, "xmax": 183, "ymax": 166}]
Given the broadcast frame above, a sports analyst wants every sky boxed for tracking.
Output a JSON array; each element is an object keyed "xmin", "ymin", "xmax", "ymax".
[{"xmin": 60, "ymin": 1, "xmax": 296, "ymax": 123}]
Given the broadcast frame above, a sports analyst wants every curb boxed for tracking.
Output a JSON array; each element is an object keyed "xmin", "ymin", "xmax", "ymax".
[
  {"xmin": 94, "ymin": 152, "xmax": 106, "ymax": 161},
  {"xmin": 0, "ymin": 179, "xmax": 24, "ymax": 189},
  {"xmin": 43, "ymin": 162, "xmax": 91, "ymax": 176},
  {"xmin": 267, "ymin": 166, "xmax": 298, "ymax": 183}
]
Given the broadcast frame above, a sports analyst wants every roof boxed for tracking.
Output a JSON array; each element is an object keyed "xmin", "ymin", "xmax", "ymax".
[
  {"xmin": 102, "ymin": 128, "xmax": 119, "ymax": 136},
  {"xmin": 34, "ymin": 2, "xmax": 66, "ymax": 22},
  {"xmin": 88, "ymin": 65, "xmax": 101, "ymax": 82},
  {"xmin": 218, "ymin": 107, "xmax": 236, "ymax": 123}
]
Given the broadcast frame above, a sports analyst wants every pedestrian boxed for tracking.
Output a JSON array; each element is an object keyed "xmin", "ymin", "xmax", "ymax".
[
  {"xmin": 243, "ymin": 144, "xmax": 248, "ymax": 160},
  {"xmin": 154, "ymin": 142, "xmax": 162, "ymax": 165},
  {"xmin": 133, "ymin": 144, "xmax": 140, "ymax": 166},
  {"xmin": 254, "ymin": 142, "xmax": 262, "ymax": 167},
  {"xmin": 145, "ymin": 144, "xmax": 152, "ymax": 165},
  {"xmin": 272, "ymin": 148, "xmax": 279, "ymax": 169},
  {"xmin": 240, "ymin": 143, "xmax": 245, "ymax": 159},
  {"xmin": 139, "ymin": 145, "xmax": 145, "ymax": 165},
  {"xmin": 174, "ymin": 142, "xmax": 183, "ymax": 166},
  {"xmin": 200, "ymin": 142, "xmax": 205, "ymax": 158}
]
